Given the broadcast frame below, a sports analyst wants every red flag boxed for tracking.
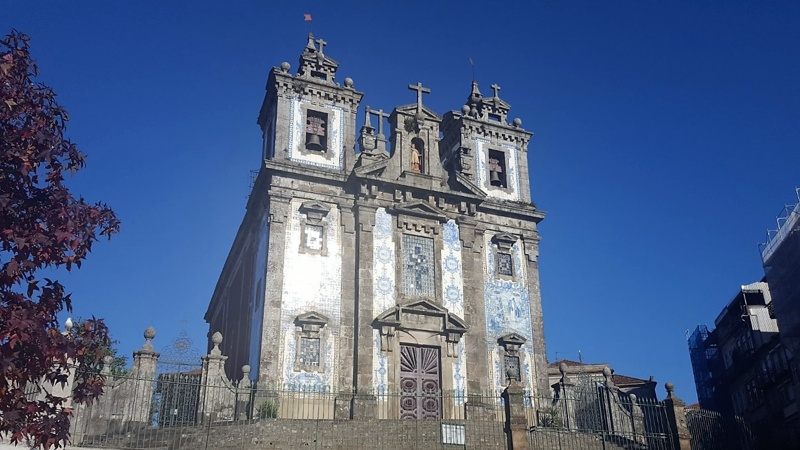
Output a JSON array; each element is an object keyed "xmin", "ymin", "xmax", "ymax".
[{"xmin": 304, "ymin": 14, "xmax": 312, "ymax": 21}]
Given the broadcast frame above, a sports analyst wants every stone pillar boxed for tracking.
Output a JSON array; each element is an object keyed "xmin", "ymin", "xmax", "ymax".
[
  {"xmin": 335, "ymin": 204, "xmax": 357, "ymax": 419},
  {"xmin": 237, "ymin": 365, "xmax": 253, "ymax": 420},
  {"xmin": 259, "ymin": 195, "xmax": 290, "ymax": 387},
  {"xmin": 552, "ymin": 363, "xmax": 576, "ymax": 430},
  {"xmin": 126, "ymin": 327, "xmax": 159, "ymax": 425},
  {"xmin": 351, "ymin": 202, "xmax": 377, "ymax": 419},
  {"xmin": 503, "ymin": 380, "xmax": 529, "ymax": 450},
  {"xmin": 198, "ymin": 332, "xmax": 235, "ymax": 423},
  {"xmin": 663, "ymin": 382, "xmax": 692, "ymax": 450},
  {"xmin": 457, "ymin": 219, "xmax": 490, "ymax": 394},
  {"xmin": 522, "ymin": 235, "xmax": 549, "ymax": 398}
]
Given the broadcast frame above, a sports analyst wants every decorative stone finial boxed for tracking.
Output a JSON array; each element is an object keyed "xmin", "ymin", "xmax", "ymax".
[
  {"xmin": 513, "ymin": 118, "xmax": 522, "ymax": 127},
  {"xmin": 665, "ymin": 382, "xmax": 675, "ymax": 397},
  {"xmin": 280, "ymin": 62, "xmax": 290, "ymax": 73},
  {"xmin": 461, "ymin": 105, "xmax": 470, "ymax": 115},
  {"xmin": 208, "ymin": 331, "xmax": 223, "ymax": 357},
  {"xmin": 242, "ymin": 364, "xmax": 250, "ymax": 375},
  {"xmin": 306, "ymin": 33, "xmax": 315, "ymax": 50},
  {"xmin": 140, "ymin": 326, "xmax": 156, "ymax": 352},
  {"xmin": 64, "ymin": 317, "xmax": 73, "ymax": 332},
  {"xmin": 101, "ymin": 355, "xmax": 113, "ymax": 376},
  {"xmin": 559, "ymin": 362, "xmax": 568, "ymax": 376},
  {"xmin": 629, "ymin": 393, "xmax": 637, "ymax": 404},
  {"xmin": 602, "ymin": 366, "xmax": 612, "ymax": 378},
  {"xmin": 344, "ymin": 77, "xmax": 354, "ymax": 88}
]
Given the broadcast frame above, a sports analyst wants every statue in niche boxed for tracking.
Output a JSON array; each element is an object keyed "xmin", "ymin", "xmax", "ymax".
[{"xmin": 410, "ymin": 138, "xmax": 424, "ymax": 173}]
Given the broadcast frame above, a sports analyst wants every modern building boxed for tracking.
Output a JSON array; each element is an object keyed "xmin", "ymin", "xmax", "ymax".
[
  {"xmin": 760, "ymin": 188, "xmax": 800, "ymax": 432},
  {"xmin": 204, "ymin": 34, "xmax": 549, "ymax": 419},
  {"xmin": 689, "ymin": 281, "xmax": 798, "ymax": 448}
]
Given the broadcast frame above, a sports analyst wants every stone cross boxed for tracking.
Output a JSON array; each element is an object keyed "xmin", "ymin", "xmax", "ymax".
[
  {"xmin": 369, "ymin": 108, "xmax": 390, "ymax": 137},
  {"xmin": 408, "ymin": 82, "xmax": 431, "ymax": 113},
  {"xmin": 316, "ymin": 38, "xmax": 327, "ymax": 54},
  {"xmin": 491, "ymin": 83, "xmax": 501, "ymax": 98}
]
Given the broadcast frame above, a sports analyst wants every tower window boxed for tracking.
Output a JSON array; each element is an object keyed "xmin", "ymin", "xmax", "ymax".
[
  {"xmin": 488, "ymin": 149, "xmax": 507, "ymax": 188},
  {"xmin": 305, "ymin": 110, "xmax": 328, "ymax": 152},
  {"xmin": 497, "ymin": 252, "xmax": 513, "ymax": 277}
]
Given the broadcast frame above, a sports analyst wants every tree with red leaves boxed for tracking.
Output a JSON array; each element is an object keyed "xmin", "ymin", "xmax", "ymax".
[{"xmin": 1, "ymin": 31, "xmax": 120, "ymax": 448}]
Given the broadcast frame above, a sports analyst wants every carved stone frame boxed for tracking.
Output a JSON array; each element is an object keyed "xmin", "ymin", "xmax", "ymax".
[
  {"xmin": 293, "ymin": 311, "xmax": 329, "ymax": 373},
  {"xmin": 298, "ymin": 103, "xmax": 337, "ymax": 161},
  {"xmin": 498, "ymin": 332, "xmax": 527, "ymax": 386},
  {"xmin": 492, "ymin": 232, "xmax": 518, "ymax": 282},
  {"xmin": 299, "ymin": 201, "xmax": 331, "ymax": 256},
  {"xmin": 374, "ymin": 300, "xmax": 468, "ymax": 419},
  {"xmin": 485, "ymin": 146, "xmax": 514, "ymax": 195},
  {"xmin": 389, "ymin": 201, "xmax": 449, "ymax": 303}
]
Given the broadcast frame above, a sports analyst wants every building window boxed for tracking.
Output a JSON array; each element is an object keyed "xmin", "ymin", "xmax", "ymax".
[
  {"xmin": 304, "ymin": 110, "xmax": 328, "ymax": 152},
  {"xmin": 298, "ymin": 337, "xmax": 320, "ymax": 367},
  {"xmin": 304, "ymin": 224, "xmax": 324, "ymax": 251},
  {"xmin": 401, "ymin": 234, "xmax": 435, "ymax": 297},
  {"xmin": 504, "ymin": 355, "xmax": 521, "ymax": 382},
  {"xmin": 488, "ymin": 149, "xmax": 507, "ymax": 188},
  {"xmin": 497, "ymin": 252, "xmax": 513, "ymax": 277},
  {"xmin": 293, "ymin": 312, "xmax": 328, "ymax": 373}
]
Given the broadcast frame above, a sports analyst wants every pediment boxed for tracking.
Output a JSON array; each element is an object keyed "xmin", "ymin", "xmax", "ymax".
[
  {"xmin": 498, "ymin": 332, "xmax": 526, "ymax": 346},
  {"xmin": 299, "ymin": 201, "xmax": 331, "ymax": 224},
  {"xmin": 295, "ymin": 311, "xmax": 329, "ymax": 326},
  {"xmin": 390, "ymin": 201, "xmax": 448, "ymax": 223},
  {"xmin": 454, "ymin": 173, "xmax": 488, "ymax": 199},
  {"xmin": 374, "ymin": 299, "xmax": 467, "ymax": 333},
  {"xmin": 492, "ymin": 232, "xmax": 518, "ymax": 251},
  {"xmin": 393, "ymin": 104, "xmax": 442, "ymax": 121},
  {"xmin": 353, "ymin": 156, "xmax": 389, "ymax": 176}
]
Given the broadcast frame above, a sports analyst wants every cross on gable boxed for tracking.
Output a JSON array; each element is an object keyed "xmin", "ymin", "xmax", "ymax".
[
  {"xmin": 408, "ymin": 82, "xmax": 431, "ymax": 113},
  {"xmin": 490, "ymin": 83, "xmax": 501, "ymax": 98},
  {"xmin": 316, "ymin": 38, "xmax": 327, "ymax": 54},
  {"xmin": 368, "ymin": 107, "xmax": 390, "ymax": 136}
]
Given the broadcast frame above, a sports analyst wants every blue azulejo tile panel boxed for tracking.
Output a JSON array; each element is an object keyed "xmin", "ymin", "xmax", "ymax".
[
  {"xmin": 373, "ymin": 208, "xmax": 396, "ymax": 315},
  {"xmin": 401, "ymin": 234, "xmax": 435, "ymax": 297},
  {"xmin": 441, "ymin": 220, "xmax": 465, "ymax": 319},
  {"xmin": 278, "ymin": 199, "xmax": 342, "ymax": 390},
  {"xmin": 452, "ymin": 340, "xmax": 467, "ymax": 404},
  {"xmin": 483, "ymin": 232, "xmax": 533, "ymax": 395},
  {"xmin": 372, "ymin": 329, "xmax": 388, "ymax": 397},
  {"xmin": 372, "ymin": 208, "xmax": 395, "ymax": 394}
]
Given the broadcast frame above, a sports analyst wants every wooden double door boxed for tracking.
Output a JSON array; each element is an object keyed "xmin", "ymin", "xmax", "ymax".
[{"xmin": 399, "ymin": 344, "xmax": 441, "ymax": 420}]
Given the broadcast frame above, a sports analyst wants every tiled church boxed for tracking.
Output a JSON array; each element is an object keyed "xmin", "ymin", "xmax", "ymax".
[{"xmin": 205, "ymin": 34, "xmax": 549, "ymax": 418}]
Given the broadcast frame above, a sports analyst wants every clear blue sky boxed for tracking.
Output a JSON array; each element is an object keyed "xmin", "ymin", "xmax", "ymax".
[{"xmin": 4, "ymin": 1, "xmax": 799, "ymax": 402}]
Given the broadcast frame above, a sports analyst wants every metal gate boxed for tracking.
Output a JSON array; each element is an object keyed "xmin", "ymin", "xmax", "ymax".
[{"xmin": 399, "ymin": 344, "xmax": 441, "ymax": 420}]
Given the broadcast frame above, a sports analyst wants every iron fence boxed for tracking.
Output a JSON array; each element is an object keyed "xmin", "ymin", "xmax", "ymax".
[
  {"xmin": 69, "ymin": 372, "xmax": 509, "ymax": 449},
  {"xmin": 526, "ymin": 385, "xmax": 674, "ymax": 450},
  {"xmin": 685, "ymin": 408, "xmax": 753, "ymax": 450}
]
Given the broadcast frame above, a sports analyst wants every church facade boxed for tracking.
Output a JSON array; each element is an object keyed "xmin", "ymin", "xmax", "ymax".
[{"xmin": 204, "ymin": 34, "xmax": 549, "ymax": 416}]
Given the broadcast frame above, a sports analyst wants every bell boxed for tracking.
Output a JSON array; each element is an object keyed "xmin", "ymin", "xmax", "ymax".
[
  {"xmin": 490, "ymin": 169, "xmax": 502, "ymax": 185},
  {"xmin": 306, "ymin": 133, "xmax": 323, "ymax": 151}
]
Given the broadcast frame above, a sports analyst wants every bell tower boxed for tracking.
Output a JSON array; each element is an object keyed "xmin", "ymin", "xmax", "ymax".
[
  {"xmin": 257, "ymin": 33, "xmax": 363, "ymax": 172},
  {"xmin": 440, "ymin": 81, "xmax": 532, "ymax": 203}
]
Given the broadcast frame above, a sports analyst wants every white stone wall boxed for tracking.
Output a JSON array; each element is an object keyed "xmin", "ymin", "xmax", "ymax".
[
  {"xmin": 474, "ymin": 138, "xmax": 520, "ymax": 201},
  {"xmin": 279, "ymin": 200, "xmax": 342, "ymax": 390}
]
